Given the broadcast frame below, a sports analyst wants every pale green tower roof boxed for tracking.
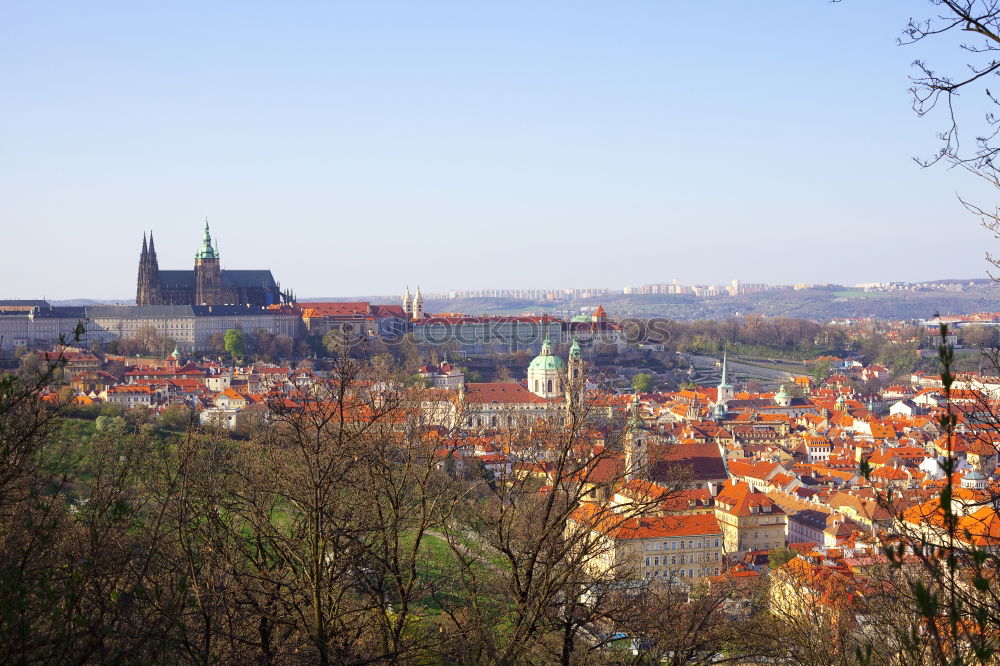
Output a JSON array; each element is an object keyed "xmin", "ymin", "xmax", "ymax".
[
  {"xmin": 195, "ymin": 219, "xmax": 219, "ymax": 260},
  {"xmin": 529, "ymin": 335, "xmax": 565, "ymax": 370}
]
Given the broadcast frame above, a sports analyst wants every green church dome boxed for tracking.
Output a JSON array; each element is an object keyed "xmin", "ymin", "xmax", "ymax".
[
  {"xmin": 529, "ymin": 335, "xmax": 565, "ymax": 371},
  {"xmin": 529, "ymin": 354, "xmax": 565, "ymax": 371}
]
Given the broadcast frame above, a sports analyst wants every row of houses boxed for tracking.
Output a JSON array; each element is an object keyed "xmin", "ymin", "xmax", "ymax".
[{"xmin": 0, "ymin": 301, "xmax": 625, "ymax": 356}]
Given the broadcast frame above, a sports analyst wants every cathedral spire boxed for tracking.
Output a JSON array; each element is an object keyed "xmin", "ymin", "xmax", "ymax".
[
  {"xmin": 142, "ymin": 232, "xmax": 148, "ymax": 256},
  {"xmin": 196, "ymin": 218, "xmax": 218, "ymax": 260}
]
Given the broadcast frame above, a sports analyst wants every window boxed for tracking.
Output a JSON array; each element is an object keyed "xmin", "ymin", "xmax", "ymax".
[
  {"xmin": 714, "ymin": 538, "xmax": 720, "ymax": 547},
  {"xmin": 714, "ymin": 552, "xmax": 719, "ymax": 561},
  {"xmin": 671, "ymin": 555, "xmax": 676, "ymax": 565},
  {"xmin": 547, "ymin": 380, "xmax": 552, "ymax": 393},
  {"xmin": 653, "ymin": 556, "xmax": 659, "ymax": 566},
  {"xmin": 688, "ymin": 540, "xmax": 693, "ymax": 549},
  {"xmin": 645, "ymin": 556, "xmax": 650, "ymax": 566},
  {"xmin": 688, "ymin": 569, "xmax": 694, "ymax": 578},
  {"xmin": 679, "ymin": 569, "xmax": 685, "ymax": 578},
  {"xmin": 679, "ymin": 554, "xmax": 685, "ymax": 564},
  {"xmin": 663, "ymin": 542, "xmax": 668, "ymax": 550},
  {"xmin": 672, "ymin": 541, "xmax": 677, "ymax": 550},
  {"xmin": 679, "ymin": 541, "xmax": 684, "ymax": 549}
]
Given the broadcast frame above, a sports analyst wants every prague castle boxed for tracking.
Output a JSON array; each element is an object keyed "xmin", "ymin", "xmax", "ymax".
[{"xmin": 136, "ymin": 221, "xmax": 291, "ymax": 306}]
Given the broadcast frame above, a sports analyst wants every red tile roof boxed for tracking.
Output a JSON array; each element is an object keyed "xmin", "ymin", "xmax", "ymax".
[
  {"xmin": 715, "ymin": 479, "xmax": 785, "ymax": 517},
  {"xmin": 573, "ymin": 503, "xmax": 721, "ymax": 540},
  {"xmin": 464, "ymin": 382, "xmax": 549, "ymax": 404}
]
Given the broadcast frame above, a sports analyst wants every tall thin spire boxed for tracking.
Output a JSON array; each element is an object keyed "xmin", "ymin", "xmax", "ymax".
[
  {"xmin": 196, "ymin": 218, "xmax": 218, "ymax": 260},
  {"xmin": 142, "ymin": 232, "xmax": 148, "ymax": 255},
  {"xmin": 148, "ymin": 230, "xmax": 156, "ymax": 254},
  {"xmin": 717, "ymin": 348, "xmax": 733, "ymax": 406}
]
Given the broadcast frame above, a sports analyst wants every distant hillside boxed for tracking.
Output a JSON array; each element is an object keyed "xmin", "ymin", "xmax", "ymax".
[
  {"xmin": 49, "ymin": 298, "xmax": 133, "ymax": 307},
  {"xmin": 416, "ymin": 284, "xmax": 1000, "ymax": 322}
]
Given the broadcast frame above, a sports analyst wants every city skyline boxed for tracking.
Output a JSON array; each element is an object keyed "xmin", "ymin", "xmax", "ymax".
[{"xmin": 18, "ymin": 274, "xmax": 991, "ymax": 306}]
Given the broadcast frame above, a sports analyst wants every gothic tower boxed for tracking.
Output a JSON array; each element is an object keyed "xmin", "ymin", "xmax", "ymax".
[
  {"xmin": 136, "ymin": 233, "xmax": 148, "ymax": 305},
  {"xmin": 402, "ymin": 286, "xmax": 412, "ymax": 318},
  {"xmin": 147, "ymin": 231, "xmax": 161, "ymax": 304},
  {"xmin": 194, "ymin": 219, "xmax": 223, "ymax": 305},
  {"xmin": 136, "ymin": 231, "xmax": 162, "ymax": 306},
  {"xmin": 412, "ymin": 285, "xmax": 424, "ymax": 320}
]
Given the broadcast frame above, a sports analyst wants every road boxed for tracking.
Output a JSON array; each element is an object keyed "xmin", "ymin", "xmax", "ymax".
[{"xmin": 681, "ymin": 353, "xmax": 807, "ymax": 384}]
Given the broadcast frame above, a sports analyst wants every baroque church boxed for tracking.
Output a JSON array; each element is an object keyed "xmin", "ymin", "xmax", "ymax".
[
  {"xmin": 136, "ymin": 221, "xmax": 292, "ymax": 307},
  {"xmin": 458, "ymin": 336, "xmax": 587, "ymax": 429}
]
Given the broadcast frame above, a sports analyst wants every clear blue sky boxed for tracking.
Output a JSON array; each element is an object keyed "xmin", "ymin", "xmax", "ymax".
[{"xmin": 1, "ymin": 1, "xmax": 994, "ymax": 299}]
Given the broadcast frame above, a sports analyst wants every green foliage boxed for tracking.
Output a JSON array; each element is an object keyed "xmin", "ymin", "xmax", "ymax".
[
  {"xmin": 95, "ymin": 414, "xmax": 126, "ymax": 433},
  {"xmin": 158, "ymin": 404, "xmax": 193, "ymax": 430},
  {"xmin": 127, "ymin": 404, "xmax": 150, "ymax": 425},
  {"xmin": 405, "ymin": 374, "xmax": 432, "ymax": 389},
  {"xmin": 224, "ymin": 328, "xmax": 246, "ymax": 360},
  {"xmin": 809, "ymin": 359, "xmax": 833, "ymax": 383},
  {"xmin": 631, "ymin": 372, "xmax": 653, "ymax": 393},
  {"xmin": 767, "ymin": 546, "xmax": 798, "ymax": 570},
  {"xmin": 100, "ymin": 403, "xmax": 125, "ymax": 418}
]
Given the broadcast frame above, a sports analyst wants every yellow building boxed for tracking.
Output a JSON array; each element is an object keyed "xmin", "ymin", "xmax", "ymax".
[
  {"xmin": 571, "ymin": 504, "xmax": 724, "ymax": 583},
  {"xmin": 713, "ymin": 479, "xmax": 786, "ymax": 558}
]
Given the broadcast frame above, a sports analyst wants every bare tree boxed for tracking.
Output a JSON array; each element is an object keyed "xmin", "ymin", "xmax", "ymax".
[{"xmin": 435, "ymin": 372, "xmax": 691, "ymax": 665}]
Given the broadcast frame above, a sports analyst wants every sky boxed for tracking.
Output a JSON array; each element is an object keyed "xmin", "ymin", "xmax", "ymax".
[{"xmin": 1, "ymin": 1, "xmax": 997, "ymax": 300}]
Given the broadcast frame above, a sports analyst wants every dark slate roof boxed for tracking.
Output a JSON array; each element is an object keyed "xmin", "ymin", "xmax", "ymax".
[
  {"xmin": 156, "ymin": 270, "xmax": 277, "ymax": 290},
  {"xmin": 33, "ymin": 306, "xmax": 88, "ymax": 319},
  {"xmin": 221, "ymin": 270, "xmax": 277, "ymax": 289},
  {"xmin": 87, "ymin": 305, "xmax": 196, "ymax": 317},
  {"xmin": 789, "ymin": 509, "xmax": 829, "ymax": 530},
  {"xmin": 190, "ymin": 304, "xmax": 285, "ymax": 315},
  {"xmin": 158, "ymin": 270, "xmax": 195, "ymax": 290},
  {"xmin": 0, "ymin": 299, "xmax": 50, "ymax": 307},
  {"xmin": 85, "ymin": 305, "xmax": 289, "ymax": 318}
]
